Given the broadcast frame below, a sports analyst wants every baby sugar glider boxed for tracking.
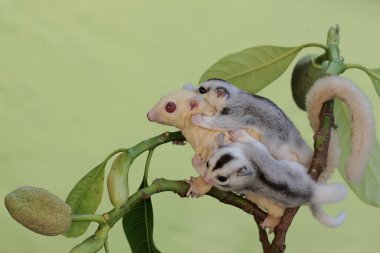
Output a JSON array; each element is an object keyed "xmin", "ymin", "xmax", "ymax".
[
  {"xmin": 188, "ymin": 79, "xmax": 314, "ymax": 168},
  {"xmin": 147, "ymin": 88, "xmax": 261, "ymax": 196},
  {"xmin": 190, "ymin": 77, "xmax": 375, "ymax": 183},
  {"xmin": 203, "ymin": 129, "xmax": 347, "ymax": 230}
]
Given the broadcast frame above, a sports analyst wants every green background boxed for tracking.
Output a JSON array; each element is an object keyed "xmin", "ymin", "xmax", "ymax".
[{"xmin": 1, "ymin": 0, "xmax": 379, "ymax": 252}]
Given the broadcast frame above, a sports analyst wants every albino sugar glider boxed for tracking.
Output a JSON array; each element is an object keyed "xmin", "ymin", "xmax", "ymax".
[
  {"xmin": 203, "ymin": 129, "xmax": 347, "ymax": 230},
  {"xmin": 190, "ymin": 77, "xmax": 375, "ymax": 182},
  {"xmin": 147, "ymin": 88, "xmax": 261, "ymax": 196}
]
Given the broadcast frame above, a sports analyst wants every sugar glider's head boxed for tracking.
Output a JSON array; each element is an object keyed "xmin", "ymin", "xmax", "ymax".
[
  {"xmin": 195, "ymin": 79, "xmax": 240, "ymax": 111},
  {"xmin": 147, "ymin": 89, "xmax": 207, "ymax": 129},
  {"xmin": 203, "ymin": 140, "xmax": 256, "ymax": 192}
]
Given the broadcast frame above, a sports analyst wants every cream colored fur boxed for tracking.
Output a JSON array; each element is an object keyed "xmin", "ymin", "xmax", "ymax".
[
  {"xmin": 306, "ymin": 76, "xmax": 375, "ymax": 182},
  {"xmin": 147, "ymin": 89, "xmax": 261, "ymax": 196}
]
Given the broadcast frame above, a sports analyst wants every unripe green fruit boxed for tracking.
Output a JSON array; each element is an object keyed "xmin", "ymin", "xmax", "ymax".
[
  {"xmin": 291, "ymin": 54, "xmax": 327, "ymax": 110},
  {"xmin": 107, "ymin": 152, "xmax": 132, "ymax": 209},
  {"xmin": 4, "ymin": 186, "xmax": 72, "ymax": 236}
]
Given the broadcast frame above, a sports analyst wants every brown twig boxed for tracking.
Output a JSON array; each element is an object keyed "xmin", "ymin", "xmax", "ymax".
[
  {"xmin": 254, "ymin": 215, "xmax": 272, "ymax": 252},
  {"xmin": 268, "ymin": 100, "xmax": 334, "ymax": 253}
]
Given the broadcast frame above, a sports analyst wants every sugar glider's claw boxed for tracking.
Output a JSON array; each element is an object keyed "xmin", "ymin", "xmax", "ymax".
[
  {"xmin": 184, "ymin": 176, "xmax": 212, "ymax": 198},
  {"xmin": 172, "ymin": 140, "xmax": 186, "ymax": 145},
  {"xmin": 228, "ymin": 129, "xmax": 250, "ymax": 142},
  {"xmin": 260, "ymin": 215, "xmax": 280, "ymax": 234},
  {"xmin": 184, "ymin": 177, "xmax": 193, "ymax": 197}
]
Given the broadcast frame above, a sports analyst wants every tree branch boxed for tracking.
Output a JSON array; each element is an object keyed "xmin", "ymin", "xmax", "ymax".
[
  {"xmin": 269, "ymin": 100, "xmax": 334, "ymax": 253},
  {"xmin": 104, "ymin": 178, "xmax": 272, "ymax": 250},
  {"xmin": 268, "ymin": 26, "xmax": 343, "ymax": 253},
  {"xmin": 106, "ymin": 179, "xmax": 268, "ymax": 227}
]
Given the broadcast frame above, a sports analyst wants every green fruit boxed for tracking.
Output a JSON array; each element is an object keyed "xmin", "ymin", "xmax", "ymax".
[
  {"xmin": 107, "ymin": 152, "xmax": 132, "ymax": 209},
  {"xmin": 4, "ymin": 186, "xmax": 72, "ymax": 236},
  {"xmin": 291, "ymin": 54, "xmax": 327, "ymax": 110}
]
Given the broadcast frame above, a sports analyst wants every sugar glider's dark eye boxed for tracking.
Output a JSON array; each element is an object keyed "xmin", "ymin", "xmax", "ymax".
[
  {"xmin": 198, "ymin": 86, "xmax": 207, "ymax": 94},
  {"xmin": 165, "ymin": 102, "xmax": 176, "ymax": 113},
  {"xmin": 206, "ymin": 161, "xmax": 210, "ymax": 168},
  {"xmin": 217, "ymin": 176, "xmax": 227, "ymax": 182}
]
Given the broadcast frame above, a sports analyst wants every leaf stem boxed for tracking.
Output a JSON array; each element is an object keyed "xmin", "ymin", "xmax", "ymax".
[
  {"xmin": 143, "ymin": 149, "xmax": 155, "ymax": 185},
  {"xmin": 71, "ymin": 214, "xmax": 107, "ymax": 225},
  {"xmin": 103, "ymin": 148, "xmax": 128, "ymax": 163},
  {"xmin": 104, "ymin": 237, "xmax": 109, "ymax": 253},
  {"xmin": 301, "ymin": 42, "xmax": 328, "ymax": 50},
  {"xmin": 103, "ymin": 132, "xmax": 184, "ymax": 170},
  {"xmin": 344, "ymin": 63, "xmax": 368, "ymax": 72},
  {"xmin": 127, "ymin": 131, "xmax": 184, "ymax": 159},
  {"xmin": 345, "ymin": 63, "xmax": 380, "ymax": 79}
]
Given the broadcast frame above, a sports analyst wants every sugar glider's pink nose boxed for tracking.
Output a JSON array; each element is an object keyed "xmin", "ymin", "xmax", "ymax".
[{"xmin": 147, "ymin": 111, "xmax": 155, "ymax": 122}]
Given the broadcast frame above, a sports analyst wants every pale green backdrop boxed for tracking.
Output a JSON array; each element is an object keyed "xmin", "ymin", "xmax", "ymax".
[{"xmin": 1, "ymin": 0, "xmax": 379, "ymax": 252}]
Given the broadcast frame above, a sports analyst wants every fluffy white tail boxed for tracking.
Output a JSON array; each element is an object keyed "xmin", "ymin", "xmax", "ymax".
[
  {"xmin": 309, "ymin": 204, "xmax": 347, "ymax": 227},
  {"xmin": 312, "ymin": 183, "xmax": 347, "ymax": 204},
  {"xmin": 309, "ymin": 183, "xmax": 347, "ymax": 227},
  {"xmin": 306, "ymin": 76, "xmax": 375, "ymax": 182}
]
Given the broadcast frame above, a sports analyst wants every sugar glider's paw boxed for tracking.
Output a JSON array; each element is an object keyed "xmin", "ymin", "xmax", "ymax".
[
  {"xmin": 260, "ymin": 215, "xmax": 281, "ymax": 234},
  {"xmin": 185, "ymin": 176, "xmax": 212, "ymax": 198},
  {"xmin": 228, "ymin": 129, "xmax": 251, "ymax": 142},
  {"xmin": 172, "ymin": 140, "xmax": 186, "ymax": 145},
  {"xmin": 245, "ymin": 128, "xmax": 261, "ymax": 141},
  {"xmin": 191, "ymin": 115, "xmax": 224, "ymax": 130}
]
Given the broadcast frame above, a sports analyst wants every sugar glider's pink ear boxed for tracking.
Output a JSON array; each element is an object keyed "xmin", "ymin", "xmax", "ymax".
[
  {"xmin": 236, "ymin": 166, "xmax": 253, "ymax": 177},
  {"xmin": 189, "ymin": 96, "xmax": 202, "ymax": 110},
  {"xmin": 215, "ymin": 87, "xmax": 228, "ymax": 98}
]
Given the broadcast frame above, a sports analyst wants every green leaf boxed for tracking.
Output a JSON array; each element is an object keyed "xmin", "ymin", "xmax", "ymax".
[
  {"xmin": 366, "ymin": 68, "xmax": 380, "ymax": 98},
  {"xmin": 64, "ymin": 162, "xmax": 106, "ymax": 237},
  {"xmin": 345, "ymin": 64, "xmax": 380, "ymax": 98},
  {"xmin": 199, "ymin": 45, "xmax": 309, "ymax": 93},
  {"xmin": 122, "ymin": 179, "xmax": 161, "ymax": 253},
  {"xmin": 334, "ymin": 100, "xmax": 380, "ymax": 207},
  {"xmin": 69, "ymin": 235, "xmax": 105, "ymax": 253},
  {"xmin": 122, "ymin": 150, "xmax": 160, "ymax": 253}
]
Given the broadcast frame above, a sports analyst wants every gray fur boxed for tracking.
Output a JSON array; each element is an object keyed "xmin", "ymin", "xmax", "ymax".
[
  {"xmin": 203, "ymin": 131, "xmax": 347, "ymax": 227},
  {"xmin": 203, "ymin": 130, "xmax": 347, "ymax": 227},
  {"xmin": 195, "ymin": 79, "xmax": 313, "ymax": 166},
  {"xmin": 204, "ymin": 132, "xmax": 347, "ymax": 227},
  {"xmin": 206, "ymin": 139, "xmax": 314, "ymax": 208}
]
